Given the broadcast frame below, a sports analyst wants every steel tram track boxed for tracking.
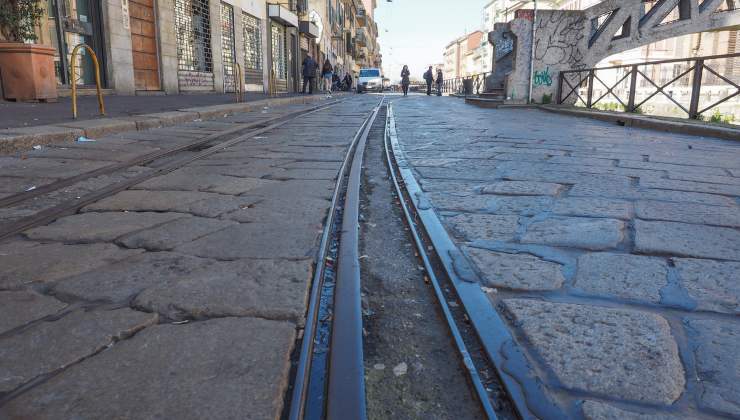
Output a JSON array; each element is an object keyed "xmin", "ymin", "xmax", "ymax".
[
  {"xmin": 287, "ymin": 96, "xmax": 384, "ymax": 420},
  {"xmin": 0, "ymin": 99, "xmax": 347, "ymax": 241}
]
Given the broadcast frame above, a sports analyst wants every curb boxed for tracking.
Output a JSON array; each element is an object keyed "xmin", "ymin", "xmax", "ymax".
[
  {"xmin": 0, "ymin": 94, "xmax": 344, "ymax": 154},
  {"xmin": 539, "ymin": 105, "xmax": 740, "ymax": 141}
]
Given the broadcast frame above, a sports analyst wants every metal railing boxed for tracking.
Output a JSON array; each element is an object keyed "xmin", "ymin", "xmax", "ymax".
[
  {"xmin": 441, "ymin": 72, "xmax": 490, "ymax": 96},
  {"xmin": 558, "ymin": 53, "xmax": 740, "ymax": 121}
]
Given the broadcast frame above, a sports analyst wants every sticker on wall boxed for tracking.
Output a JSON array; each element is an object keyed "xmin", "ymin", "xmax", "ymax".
[{"xmin": 122, "ymin": 0, "xmax": 130, "ymax": 30}]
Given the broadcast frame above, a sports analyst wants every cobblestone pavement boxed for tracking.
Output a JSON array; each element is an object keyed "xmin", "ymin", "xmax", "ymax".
[
  {"xmin": 0, "ymin": 96, "xmax": 379, "ymax": 418},
  {"xmin": 391, "ymin": 96, "xmax": 739, "ymax": 419}
]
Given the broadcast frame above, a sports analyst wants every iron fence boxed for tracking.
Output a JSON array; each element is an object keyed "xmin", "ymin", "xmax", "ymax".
[
  {"xmin": 441, "ymin": 72, "xmax": 490, "ymax": 96},
  {"xmin": 558, "ymin": 53, "xmax": 740, "ymax": 122}
]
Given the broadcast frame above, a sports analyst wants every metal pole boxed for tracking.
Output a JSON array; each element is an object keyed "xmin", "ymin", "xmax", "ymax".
[{"xmin": 528, "ymin": 0, "xmax": 537, "ymax": 104}]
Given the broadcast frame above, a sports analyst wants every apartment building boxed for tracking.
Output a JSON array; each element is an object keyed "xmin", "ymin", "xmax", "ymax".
[{"xmin": 21, "ymin": 0, "xmax": 379, "ymax": 96}]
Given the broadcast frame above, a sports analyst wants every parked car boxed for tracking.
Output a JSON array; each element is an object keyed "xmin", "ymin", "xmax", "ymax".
[{"xmin": 357, "ymin": 68, "xmax": 383, "ymax": 93}]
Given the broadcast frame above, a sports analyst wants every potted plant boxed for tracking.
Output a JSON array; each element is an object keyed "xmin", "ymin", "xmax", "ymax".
[{"xmin": 0, "ymin": 0, "xmax": 58, "ymax": 101}]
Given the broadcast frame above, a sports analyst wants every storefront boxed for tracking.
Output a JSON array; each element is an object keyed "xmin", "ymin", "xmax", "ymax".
[
  {"xmin": 46, "ymin": 0, "xmax": 108, "ymax": 87},
  {"xmin": 174, "ymin": 0, "xmax": 215, "ymax": 91},
  {"xmin": 242, "ymin": 12, "xmax": 264, "ymax": 91},
  {"xmin": 267, "ymin": 4, "xmax": 298, "ymax": 93},
  {"xmin": 220, "ymin": 2, "xmax": 237, "ymax": 92}
]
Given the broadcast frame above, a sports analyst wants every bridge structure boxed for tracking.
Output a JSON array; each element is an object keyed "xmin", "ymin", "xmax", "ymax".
[{"xmin": 489, "ymin": 0, "xmax": 740, "ymax": 104}]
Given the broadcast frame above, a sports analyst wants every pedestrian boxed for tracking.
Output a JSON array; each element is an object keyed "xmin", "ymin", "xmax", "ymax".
[
  {"xmin": 436, "ymin": 68, "xmax": 444, "ymax": 96},
  {"xmin": 322, "ymin": 59, "xmax": 333, "ymax": 95},
  {"xmin": 423, "ymin": 66, "xmax": 433, "ymax": 96},
  {"xmin": 401, "ymin": 65, "xmax": 410, "ymax": 97},
  {"xmin": 301, "ymin": 54, "xmax": 316, "ymax": 94},
  {"xmin": 332, "ymin": 72, "xmax": 340, "ymax": 91},
  {"xmin": 343, "ymin": 72, "xmax": 353, "ymax": 91}
]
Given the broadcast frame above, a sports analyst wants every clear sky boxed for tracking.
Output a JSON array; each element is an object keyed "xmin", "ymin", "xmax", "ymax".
[{"xmin": 375, "ymin": 0, "xmax": 488, "ymax": 82}]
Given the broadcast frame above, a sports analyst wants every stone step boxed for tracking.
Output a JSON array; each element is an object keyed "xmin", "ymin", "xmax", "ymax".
[
  {"xmin": 464, "ymin": 97, "xmax": 505, "ymax": 109},
  {"xmin": 480, "ymin": 92, "xmax": 505, "ymax": 100}
]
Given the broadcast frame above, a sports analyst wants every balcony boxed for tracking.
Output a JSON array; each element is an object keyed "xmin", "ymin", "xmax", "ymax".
[{"xmin": 356, "ymin": 8, "xmax": 367, "ymax": 26}]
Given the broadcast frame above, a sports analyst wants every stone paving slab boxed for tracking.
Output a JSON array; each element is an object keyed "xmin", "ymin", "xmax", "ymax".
[
  {"xmin": 464, "ymin": 247, "xmax": 565, "ymax": 291},
  {"xmin": 635, "ymin": 200, "xmax": 740, "ymax": 228},
  {"xmin": 133, "ymin": 167, "xmax": 281, "ymax": 195},
  {"xmin": 116, "ymin": 217, "xmax": 237, "ymax": 251},
  {"xmin": 480, "ymin": 181, "xmax": 564, "ymax": 196},
  {"xmin": 520, "ymin": 217, "xmax": 625, "ymax": 250},
  {"xmin": 0, "ymin": 291, "xmax": 67, "ymax": 334},
  {"xmin": 443, "ymin": 213, "xmax": 519, "ymax": 242},
  {"xmin": 684, "ymin": 318, "xmax": 740, "ymax": 416},
  {"xmin": 0, "ymin": 241, "xmax": 141, "ymax": 289},
  {"xmin": 503, "ymin": 299, "xmax": 685, "ymax": 404},
  {"xmin": 574, "ymin": 253, "xmax": 667, "ymax": 303},
  {"xmin": 25, "ymin": 211, "xmax": 189, "ymax": 243},
  {"xmin": 0, "ymin": 317, "xmax": 296, "ymax": 420},
  {"xmin": 675, "ymin": 259, "xmax": 740, "ymax": 315},
  {"xmin": 0, "ymin": 308, "xmax": 156, "ymax": 393},
  {"xmin": 134, "ymin": 258, "xmax": 312, "ymax": 322},
  {"xmin": 634, "ymin": 220, "xmax": 740, "ymax": 261},
  {"xmin": 551, "ymin": 197, "xmax": 633, "ymax": 220},
  {"xmin": 581, "ymin": 401, "xmax": 685, "ymax": 420}
]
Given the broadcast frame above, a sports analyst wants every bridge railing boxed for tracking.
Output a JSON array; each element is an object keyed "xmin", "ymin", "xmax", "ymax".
[
  {"xmin": 558, "ymin": 53, "xmax": 740, "ymax": 123},
  {"xmin": 441, "ymin": 72, "xmax": 490, "ymax": 96}
]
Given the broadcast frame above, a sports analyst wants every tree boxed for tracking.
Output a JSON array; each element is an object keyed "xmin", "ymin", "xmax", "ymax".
[{"xmin": 0, "ymin": 0, "xmax": 45, "ymax": 43}]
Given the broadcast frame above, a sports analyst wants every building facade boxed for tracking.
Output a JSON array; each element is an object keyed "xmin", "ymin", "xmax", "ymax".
[{"xmin": 14, "ymin": 0, "xmax": 379, "ymax": 96}]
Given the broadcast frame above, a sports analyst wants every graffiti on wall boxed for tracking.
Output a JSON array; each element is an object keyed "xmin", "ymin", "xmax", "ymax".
[
  {"xmin": 495, "ymin": 37, "xmax": 514, "ymax": 60},
  {"xmin": 534, "ymin": 67, "xmax": 553, "ymax": 86},
  {"xmin": 534, "ymin": 12, "xmax": 587, "ymax": 68}
]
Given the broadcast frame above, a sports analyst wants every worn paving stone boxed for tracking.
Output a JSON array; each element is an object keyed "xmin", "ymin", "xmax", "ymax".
[
  {"xmin": 245, "ymin": 179, "xmax": 336, "ymax": 201},
  {"xmin": 574, "ymin": 253, "xmax": 668, "ymax": 303},
  {"xmin": 551, "ymin": 197, "xmax": 633, "ymax": 220},
  {"xmin": 480, "ymin": 181, "xmax": 564, "ymax": 196},
  {"xmin": 134, "ymin": 259, "xmax": 312, "ymax": 322},
  {"xmin": 569, "ymin": 182, "xmax": 734, "ymax": 206},
  {"xmin": 521, "ymin": 217, "xmax": 624, "ymax": 250},
  {"xmin": 0, "ymin": 317, "xmax": 295, "ymax": 420},
  {"xmin": 0, "ymin": 158, "xmax": 112, "ymax": 179},
  {"xmin": 639, "ymin": 177, "xmax": 740, "ymax": 196},
  {"xmin": 635, "ymin": 200, "xmax": 740, "ymax": 228},
  {"xmin": 634, "ymin": 220, "xmax": 740, "ymax": 261},
  {"xmin": 444, "ymin": 213, "xmax": 519, "ymax": 242},
  {"xmin": 0, "ymin": 308, "xmax": 156, "ymax": 393},
  {"xmin": 133, "ymin": 167, "xmax": 281, "ymax": 195},
  {"xmin": 418, "ymin": 179, "xmax": 484, "ymax": 193},
  {"xmin": 685, "ymin": 318, "xmax": 740, "ymax": 417},
  {"xmin": 51, "ymin": 252, "xmax": 210, "ymax": 303},
  {"xmin": 176, "ymin": 222, "xmax": 320, "ymax": 260},
  {"xmin": 0, "ymin": 291, "xmax": 67, "ymax": 334},
  {"xmin": 84, "ymin": 190, "xmax": 262, "ymax": 218},
  {"xmin": 667, "ymin": 171, "xmax": 740, "ymax": 186},
  {"xmin": 618, "ymin": 160, "xmax": 728, "ymax": 176},
  {"xmin": 25, "ymin": 212, "xmax": 188, "ymax": 243},
  {"xmin": 222, "ymin": 195, "xmax": 330, "ymax": 226},
  {"xmin": 0, "ymin": 241, "xmax": 141, "ymax": 289},
  {"xmin": 675, "ymin": 259, "xmax": 740, "ymax": 314},
  {"xmin": 503, "ymin": 299, "xmax": 685, "ymax": 404},
  {"xmin": 0, "ymin": 176, "xmax": 58, "ymax": 193},
  {"xmin": 427, "ymin": 193, "xmax": 492, "ymax": 212},
  {"xmin": 488, "ymin": 196, "xmax": 554, "ymax": 216},
  {"xmin": 464, "ymin": 247, "xmax": 564, "ymax": 291},
  {"xmin": 581, "ymin": 401, "xmax": 682, "ymax": 420},
  {"xmin": 266, "ymin": 168, "xmax": 338, "ymax": 180},
  {"xmin": 117, "ymin": 217, "xmax": 237, "ymax": 251}
]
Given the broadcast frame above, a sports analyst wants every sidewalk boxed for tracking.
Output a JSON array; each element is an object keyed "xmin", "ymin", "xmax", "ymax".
[
  {"xmin": 0, "ymin": 96, "xmax": 378, "ymax": 418},
  {"xmin": 0, "ymin": 92, "xmax": 341, "ymax": 154}
]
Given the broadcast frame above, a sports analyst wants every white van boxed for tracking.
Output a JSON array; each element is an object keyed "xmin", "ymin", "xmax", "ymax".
[{"xmin": 357, "ymin": 68, "xmax": 383, "ymax": 93}]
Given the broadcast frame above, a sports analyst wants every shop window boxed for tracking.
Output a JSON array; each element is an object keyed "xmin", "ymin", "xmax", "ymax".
[
  {"xmin": 242, "ymin": 13, "xmax": 262, "ymax": 70},
  {"xmin": 175, "ymin": 0, "xmax": 213, "ymax": 72},
  {"xmin": 220, "ymin": 2, "xmax": 236, "ymax": 91},
  {"xmin": 271, "ymin": 23, "xmax": 287, "ymax": 80}
]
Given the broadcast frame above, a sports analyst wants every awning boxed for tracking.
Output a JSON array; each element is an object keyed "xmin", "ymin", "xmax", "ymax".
[
  {"xmin": 299, "ymin": 21, "xmax": 319, "ymax": 38},
  {"xmin": 268, "ymin": 4, "xmax": 298, "ymax": 28}
]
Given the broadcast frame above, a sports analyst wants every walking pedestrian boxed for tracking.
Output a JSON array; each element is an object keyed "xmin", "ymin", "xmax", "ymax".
[
  {"xmin": 436, "ymin": 68, "xmax": 444, "ymax": 96},
  {"xmin": 401, "ymin": 65, "xmax": 410, "ymax": 97},
  {"xmin": 343, "ymin": 72, "xmax": 353, "ymax": 91},
  {"xmin": 423, "ymin": 66, "xmax": 433, "ymax": 96},
  {"xmin": 322, "ymin": 59, "xmax": 334, "ymax": 95},
  {"xmin": 301, "ymin": 54, "xmax": 317, "ymax": 94}
]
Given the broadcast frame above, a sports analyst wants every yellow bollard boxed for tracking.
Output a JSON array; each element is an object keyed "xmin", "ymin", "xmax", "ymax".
[{"xmin": 70, "ymin": 44, "xmax": 105, "ymax": 119}]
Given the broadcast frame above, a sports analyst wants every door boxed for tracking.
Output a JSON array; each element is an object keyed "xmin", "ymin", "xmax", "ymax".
[{"xmin": 129, "ymin": 0, "xmax": 160, "ymax": 90}]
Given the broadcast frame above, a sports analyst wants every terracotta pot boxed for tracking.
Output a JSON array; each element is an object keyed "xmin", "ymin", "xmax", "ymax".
[{"xmin": 0, "ymin": 42, "xmax": 58, "ymax": 101}]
